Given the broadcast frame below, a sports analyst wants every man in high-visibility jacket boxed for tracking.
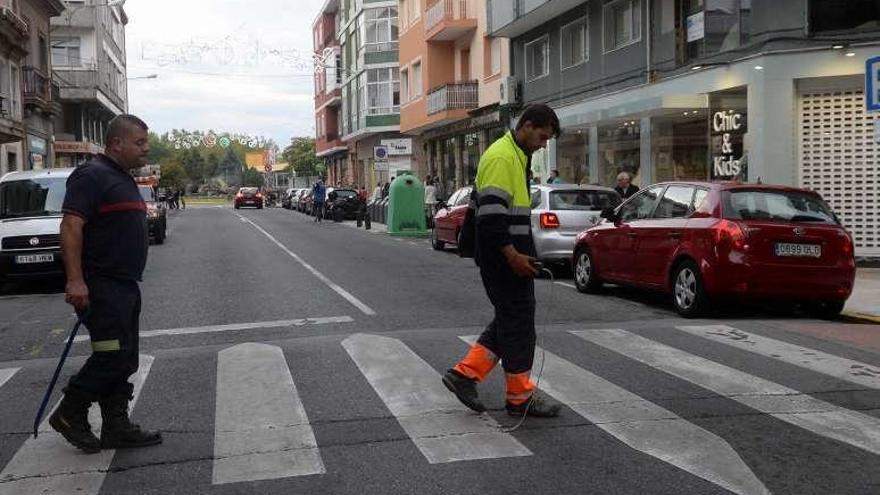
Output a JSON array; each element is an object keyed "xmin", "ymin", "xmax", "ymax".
[{"xmin": 442, "ymin": 104, "xmax": 563, "ymax": 418}]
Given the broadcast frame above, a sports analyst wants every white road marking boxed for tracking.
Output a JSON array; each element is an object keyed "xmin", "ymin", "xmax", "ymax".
[
  {"xmin": 342, "ymin": 333, "xmax": 531, "ymax": 464},
  {"xmin": 459, "ymin": 335, "xmax": 768, "ymax": 495},
  {"xmin": 0, "ymin": 355, "xmax": 154, "ymax": 494},
  {"xmin": 212, "ymin": 343, "xmax": 324, "ymax": 484},
  {"xmin": 233, "ymin": 212, "xmax": 377, "ymax": 316},
  {"xmin": 554, "ymin": 281, "xmax": 577, "ymax": 290},
  {"xmin": 73, "ymin": 316, "xmax": 353, "ymax": 342},
  {"xmin": 572, "ymin": 329, "xmax": 880, "ymax": 455},
  {"xmin": 676, "ymin": 325, "xmax": 880, "ymax": 390},
  {"xmin": 0, "ymin": 368, "xmax": 19, "ymax": 390}
]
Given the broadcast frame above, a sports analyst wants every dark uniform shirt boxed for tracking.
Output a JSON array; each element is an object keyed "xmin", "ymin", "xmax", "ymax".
[{"xmin": 62, "ymin": 154, "xmax": 148, "ymax": 281}]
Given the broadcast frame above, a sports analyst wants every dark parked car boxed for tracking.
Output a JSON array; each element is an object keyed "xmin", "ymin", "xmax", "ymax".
[
  {"xmin": 281, "ymin": 188, "xmax": 298, "ymax": 209},
  {"xmin": 572, "ymin": 182, "xmax": 855, "ymax": 318},
  {"xmin": 234, "ymin": 187, "xmax": 263, "ymax": 209},
  {"xmin": 138, "ymin": 185, "xmax": 167, "ymax": 244},
  {"xmin": 325, "ymin": 188, "xmax": 361, "ymax": 221}
]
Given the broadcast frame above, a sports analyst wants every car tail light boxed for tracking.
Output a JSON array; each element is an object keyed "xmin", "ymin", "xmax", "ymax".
[
  {"xmin": 841, "ymin": 231, "xmax": 854, "ymax": 257},
  {"xmin": 235, "ymin": 193, "xmax": 242, "ymax": 198},
  {"xmin": 540, "ymin": 212, "xmax": 560, "ymax": 229},
  {"xmin": 256, "ymin": 193, "xmax": 263, "ymax": 198},
  {"xmin": 714, "ymin": 219, "xmax": 747, "ymax": 251}
]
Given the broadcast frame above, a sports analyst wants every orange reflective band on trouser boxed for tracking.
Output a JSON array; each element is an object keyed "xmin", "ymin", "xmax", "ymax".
[
  {"xmin": 452, "ymin": 343, "xmax": 499, "ymax": 382},
  {"xmin": 505, "ymin": 371, "xmax": 536, "ymax": 405}
]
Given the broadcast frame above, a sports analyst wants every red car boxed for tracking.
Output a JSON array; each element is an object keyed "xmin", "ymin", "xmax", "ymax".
[
  {"xmin": 572, "ymin": 182, "xmax": 855, "ymax": 318},
  {"xmin": 432, "ymin": 186, "xmax": 473, "ymax": 250},
  {"xmin": 234, "ymin": 187, "xmax": 263, "ymax": 209}
]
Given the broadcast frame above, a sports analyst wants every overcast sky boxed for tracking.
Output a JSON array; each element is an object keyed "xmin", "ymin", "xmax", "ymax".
[{"xmin": 125, "ymin": 0, "xmax": 326, "ymax": 149}]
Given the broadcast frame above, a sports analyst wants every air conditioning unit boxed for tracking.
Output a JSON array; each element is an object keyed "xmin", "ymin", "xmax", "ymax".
[{"xmin": 499, "ymin": 76, "xmax": 520, "ymax": 106}]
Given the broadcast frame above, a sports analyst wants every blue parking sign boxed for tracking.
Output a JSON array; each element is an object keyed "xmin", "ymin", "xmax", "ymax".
[{"xmin": 867, "ymin": 56, "xmax": 880, "ymax": 112}]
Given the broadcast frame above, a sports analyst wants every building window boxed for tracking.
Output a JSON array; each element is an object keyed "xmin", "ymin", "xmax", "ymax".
[
  {"xmin": 561, "ymin": 16, "xmax": 588, "ymax": 69},
  {"xmin": 400, "ymin": 67, "xmax": 409, "ymax": 103},
  {"xmin": 363, "ymin": 7, "xmax": 399, "ymax": 53},
  {"xmin": 9, "ymin": 64, "xmax": 19, "ymax": 119},
  {"xmin": 413, "ymin": 61, "xmax": 422, "ymax": 97},
  {"xmin": 810, "ymin": 0, "xmax": 880, "ymax": 33},
  {"xmin": 51, "ymin": 37, "xmax": 81, "ymax": 67},
  {"xmin": 365, "ymin": 67, "xmax": 399, "ymax": 115},
  {"xmin": 603, "ymin": 0, "xmax": 641, "ymax": 52},
  {"xmin": 411, "ymin": 0, "xmax": 420, "ymax": 22},
  {"xmin": 525, "ymin": 35, "xmax": 549, "ymax": 82},
  {"xmin": 682, "ymin": 0, "xmax": 751, "ymax": 62},
  {"xmin": 490, "ymin": 37, "xmax": 502, "ymax": 75}
]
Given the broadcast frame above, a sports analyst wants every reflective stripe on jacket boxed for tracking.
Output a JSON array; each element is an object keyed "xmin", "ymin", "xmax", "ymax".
[{"xmin": 475, "ymin": 131, "xmax": 535, "ymax": 267}]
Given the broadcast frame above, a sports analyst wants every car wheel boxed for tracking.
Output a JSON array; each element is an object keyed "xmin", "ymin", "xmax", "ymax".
[
  {"xmin": 573, "ymin": 249, "xmax": 603, "ymax": 293},
  {"xmin": 234, "ymin": 205, "xmax": 240, "ymax": 209},
  {"xmin": 672, "ymin": 260, "xmax": 708, "ymax": 318},
  {"xmin": 154, "ymin": 225, "xmax": 166, "ymax": 245},
  {"xmin": 808, "ymin": 300, "xmax": 846, "ymax": 320},
  {"xmin": 431, "ymin": 228, "xmax": 445, "ymax": 251}
]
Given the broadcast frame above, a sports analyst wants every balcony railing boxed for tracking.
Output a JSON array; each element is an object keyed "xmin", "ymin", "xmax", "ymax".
[
  {"xmin": 426, "ymin": 0, "xmax": 473, "ymax": 32},
  {"xmin": 23, "ymin": 66, "xmax": 51, "ymax": 103},
  {"xmin": 427, "ymin": 81, "xmax": 478, "ymax": 115},
  {"xmin": 0, "ymin": 6, "xmax": 29, "ymax": 37}
]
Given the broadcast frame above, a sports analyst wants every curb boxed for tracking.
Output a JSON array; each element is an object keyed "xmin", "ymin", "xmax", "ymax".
[{"xmin": 841, "ymin": 312, "xmax": 880, "ymax": 325}]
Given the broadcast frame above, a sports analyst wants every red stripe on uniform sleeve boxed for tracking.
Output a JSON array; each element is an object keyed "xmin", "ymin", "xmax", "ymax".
[{"xmin": 97, "ymin": 201, "xmax": 146, "ymax": 215}]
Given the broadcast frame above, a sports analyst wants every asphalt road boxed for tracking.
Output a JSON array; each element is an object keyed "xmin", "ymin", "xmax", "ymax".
[{"xmin": 0, "ymin": 205, "xmax": 878, "ymax": 494}]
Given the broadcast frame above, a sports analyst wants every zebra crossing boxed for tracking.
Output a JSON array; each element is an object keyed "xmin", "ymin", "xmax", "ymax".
[{"xmin": 0, "ymin": 323, "xmax": 878, "ymax": 494}]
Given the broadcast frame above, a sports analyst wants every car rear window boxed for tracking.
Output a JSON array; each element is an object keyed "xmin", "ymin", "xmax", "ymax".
[
  {"xmin": 240, "ymin": 187, "xmax": 258, "ymax": 194},
  {"xmin": 334, "ymin": 190, "xmax": 357, "ymax": 198},
  {"xmin": 722, "ymin": 190, "xmax": 838, "ymax": 224},
  {"xmin": 549, "ymin": 190, "xmax": 621, "ymax": 211}
]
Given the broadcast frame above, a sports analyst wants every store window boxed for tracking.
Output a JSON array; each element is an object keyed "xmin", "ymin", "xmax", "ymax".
[
  {"xmin": 598, "ymin": 121, "xmax": 641, "ymax": 188},
  {"xmin": 809, "ymin": 0, "xmax": 880, "ymax": 33},
  {"xmin": 561, "ymin": 16, "xmax": 588, "ymax": 69},
  {"xmin": 652, "ymin": 110, "xmax": 709, "ymax": 183},
  {"xmin": 557, "ymin": 130, "xmax": 589, "ymax": 184},
  {"xmin": 362, "ymin": 7, "xmax": 399, "ymax": 53},
  {"xmin": 604, "ymin": 0, "xmax": 641, "ymax": 52},
  {"xmin": 525, "ymin": 35, "xmax": 549, "ymax": 82},
  {"xmin": 682, "ymin": 0, "xmax": 751, "ymax": 62}
]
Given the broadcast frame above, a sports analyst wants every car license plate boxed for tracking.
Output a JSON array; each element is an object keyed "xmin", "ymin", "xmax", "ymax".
[
  {"xmin": 15, "ymin": 253, "xmax": 55, "ymax": 264},
  {"xmin": 775, "ymin": 243, "xmax": 821, "ymax": 258}
]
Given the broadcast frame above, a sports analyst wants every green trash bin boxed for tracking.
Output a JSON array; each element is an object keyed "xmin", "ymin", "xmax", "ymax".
[{"xmin": 387, "ymin": 172, "xmax": 428, "ymax": 237}]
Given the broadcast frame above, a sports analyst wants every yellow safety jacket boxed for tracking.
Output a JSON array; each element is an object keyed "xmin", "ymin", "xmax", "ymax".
[{"xmin": 474, "ymin": 130, "xmax": 535, "ymax": 269}]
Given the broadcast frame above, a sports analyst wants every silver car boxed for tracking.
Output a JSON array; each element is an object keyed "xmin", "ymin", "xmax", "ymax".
[{"xmin": 530, "ymin": 184, "xmax": 621, "ymax": 264}]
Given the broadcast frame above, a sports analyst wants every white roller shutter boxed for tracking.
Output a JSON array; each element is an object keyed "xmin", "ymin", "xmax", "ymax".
[{"xmin": 798, "ymin": 85, "xmax": 880, "ymax": 257}]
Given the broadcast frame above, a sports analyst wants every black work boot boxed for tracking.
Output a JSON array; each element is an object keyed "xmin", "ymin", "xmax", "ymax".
[
  {"xmin": 98, "ymin": 394, "xmax": 163, "ymax": 449},
  {"xmin": 49, "ymin": 387, "xmax": 102, "ymax": 454},
  {"xmin": 506, "ymin": 392, "xmax": 562, "ymax": 418},
  {"xmin": 442, "ymin": 369, "xmax": 486, "ymax": 413}
]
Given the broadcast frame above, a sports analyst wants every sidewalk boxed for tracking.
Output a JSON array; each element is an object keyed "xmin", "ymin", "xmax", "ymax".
[{"xmin": 844, "ymin": 268, "xmax": 880, "ymax": 323}]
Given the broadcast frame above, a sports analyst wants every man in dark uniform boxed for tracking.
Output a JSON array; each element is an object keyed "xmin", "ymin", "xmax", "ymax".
[
  {"xmin": 51, "ymin": 114, "xmax": 162, "ymax": 453},
  {"xmin": 442, "ymin": 104, "xmax": 563, "ymax": 418}
]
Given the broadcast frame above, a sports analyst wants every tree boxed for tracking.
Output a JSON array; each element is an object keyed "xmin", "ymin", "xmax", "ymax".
[
  {"xmin": 282, "ymin": 137, "xmax": 322, "ymax": 177},
  {"xmin": 181, "ymin": 148, "xmax": 206, "ymax": 185},
  {"xmin": 158, "ymin": 161, "xmax": 188, "ymax": 189},
  {"xmin": 241, "ymin": 168, "xmax": 265, "ymax": 187}
]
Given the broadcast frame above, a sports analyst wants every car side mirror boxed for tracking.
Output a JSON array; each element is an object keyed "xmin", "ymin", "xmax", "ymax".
[{"xmin": 436, "ymin": 200, "xmax": 448, "ymax": 210}]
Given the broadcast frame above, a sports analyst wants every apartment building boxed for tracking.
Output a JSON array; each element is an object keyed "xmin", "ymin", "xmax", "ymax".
[
  {"xmin": 313, "ymin": 4, "xmax": 348, "ymax": 185},
  {"xmin": 489, "ymin": 0, "xmax": 880, "ymax": 257},
  {"xmin": 0, "ymin": 0, "xmax": 65, "ymax": 175},
  {"xmin": 50, "ymin": 0, "xmax": 129, "ymax": 167},
  {"xmin": 398, "ymin": 0, "xmax": 512, "ymax": 196}
]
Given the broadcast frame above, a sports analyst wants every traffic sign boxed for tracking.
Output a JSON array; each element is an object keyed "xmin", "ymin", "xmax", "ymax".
[{"xmin": 866, "ymin": 56, "xmax": 880, "ymax": 112}]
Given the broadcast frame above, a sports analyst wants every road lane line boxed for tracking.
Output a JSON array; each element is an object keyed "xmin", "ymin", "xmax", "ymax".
[
  {"xmin": 459, "ymin": 335, "xmax": 768, "ymax": 495},
  {"xmin": 73, "ymin": 316, "xmax": 354, "ymax": 343},
  {"xmin": 212, "ymin": 343, "xmax": 324, "ymax": 484},
  {"xmin": 572, "ymin": 329, "xmax": 880, "ymax": 455},
  {"xmin": 0, "ymin": 355, "xmax": 154, "ymax": 494},
  {"xmin": 233, "ymin": 212, "xmax": 376, "ymax": 316},
  {"xmin": 0, "ymin": 368, "xmax": 19, "ymax": 390},
  {"xmin": 342, "ymin": 333, "xmax": 531, "ymax": 464},
  {"xmin": 554, "ymin": 281, "xmax": 577, "ymax": 289},
  {"xmin": 676, "ymin": 325, "xmax": 880, "ymax": 390}
]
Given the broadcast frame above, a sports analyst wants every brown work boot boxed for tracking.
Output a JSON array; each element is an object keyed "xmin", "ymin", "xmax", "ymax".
[
  {"xmin": 49, "ymin": 387, "xmax": 101, "ymax": 454},
  {"xmin": 506, "ymin": 392, "xmax": 562, "ymax": 418},
  {"xmin": 98, "ymin": 394, "xmax": 162, "ymax": 449}
]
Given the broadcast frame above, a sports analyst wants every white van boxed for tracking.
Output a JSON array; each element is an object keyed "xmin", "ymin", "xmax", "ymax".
[{"xmin": 0, "ymin": 168, "xmax": 75, "ymax": 285}]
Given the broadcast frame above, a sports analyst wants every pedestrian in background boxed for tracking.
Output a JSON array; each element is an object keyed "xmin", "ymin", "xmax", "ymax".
[
  {"xmin": 371, "ymin": 182, "xmax": 382, "ymax": 202},
  {"xmin": 614, "ymin": 171, "xmax": 639, "ymax": 198},
  {"xmin": 312, "ymin": 180, "xmax": 326, "ymax": 222},
  {"xmin": 178, "ymin": 187, "xmax": 186, "ymax": 210},
  {"xmin": 53, "ymin": 114, "xmax": 163, "ymax": 453},
  {"xmin": 424, "ymin": 176, "xmax": 437, "ymax": 227},
  {"xmin": 442, "ymin": 104, "xmax": 563, "ymax": 418},
  {"xmin": 547, "ymin": 169, "xmax": 563, "ymax": 184}
]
